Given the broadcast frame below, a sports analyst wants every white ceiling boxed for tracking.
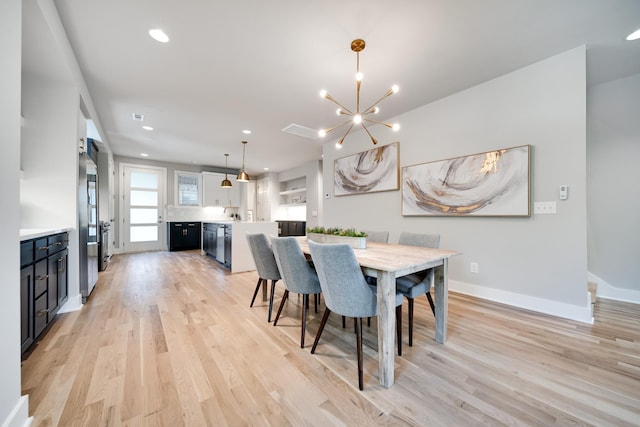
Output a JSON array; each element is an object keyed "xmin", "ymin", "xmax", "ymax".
[{"xmin": 34, "ymin": 0, "xmax": 640, "ymax": 174}]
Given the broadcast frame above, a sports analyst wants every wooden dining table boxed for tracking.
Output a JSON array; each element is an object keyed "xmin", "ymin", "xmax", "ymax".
[{"xmin": 295, "ymin": 236, "xmax": 460, "ymax": 388}]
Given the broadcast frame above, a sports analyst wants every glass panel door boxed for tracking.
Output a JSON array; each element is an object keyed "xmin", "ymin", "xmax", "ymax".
[{"xmin": 123, "ymin": 165, "xmax": 165, "ymax": 252}]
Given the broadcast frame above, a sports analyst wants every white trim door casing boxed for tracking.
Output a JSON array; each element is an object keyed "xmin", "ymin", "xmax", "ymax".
[{"xmin": 120, "ymin": 163, "xmax": 166, "ymax": 253}]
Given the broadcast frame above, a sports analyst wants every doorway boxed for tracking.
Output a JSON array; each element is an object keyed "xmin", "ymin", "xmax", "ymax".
[{"xmin": 120, "ymin": 164, "xmax": 166, "ymax": 252}]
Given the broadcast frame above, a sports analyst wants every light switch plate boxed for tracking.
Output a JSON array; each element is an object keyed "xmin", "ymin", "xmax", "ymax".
[{"xmin": 534, "ymin": 201, "xmax": 557, "ymax": 214}]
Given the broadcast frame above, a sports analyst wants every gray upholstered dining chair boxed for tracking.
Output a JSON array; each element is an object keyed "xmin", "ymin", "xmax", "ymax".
[
  {"xmin": 361, "ymin": 230, "xmax": 389, "ymax": 243},
  {"xmin": 396, "ymin": 232, "xmax": 440, "ymax": 346},
  {"xmin": 308, "ymin": 240, "xmax": 404, "ymax": 390},
  {"xmin": 270, "ymin": 236, "xmax": 322, "ymax": 348},
  {"xmin": 246, "ymin": 233, "xmax": 281, "ymax": 322}
]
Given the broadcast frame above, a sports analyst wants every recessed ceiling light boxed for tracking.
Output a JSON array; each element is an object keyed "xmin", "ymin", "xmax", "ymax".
[
  {"xmin": 149, "ymin": 29, "xmax": 169, "ymax": 43},
  {"xmin": 242, "ymin": 129, "xmax": 252, "ymax": 134},
  {"xmin": 140, "ymin": 153, "xmax": 149, "ymax": 157},
  {"xmin": 627, "ymin": 28, "xmax": 640, "ymax": 41},
  {"xmin": 263, "ymin": 167, "xmax": 269, "ymax": 171},
  {"xmin": 142, "ymin": 125, "xmax": 154, "ymax": 131}
]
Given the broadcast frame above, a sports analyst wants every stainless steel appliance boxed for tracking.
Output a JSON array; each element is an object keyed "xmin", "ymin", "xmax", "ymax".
[
  {"xmin": 79, "ymin": 138, "xmax": 99, "ymax": 302},
  {"xmin": 98, "ymin": 221, "xmax": 110, "ymax": 271}
]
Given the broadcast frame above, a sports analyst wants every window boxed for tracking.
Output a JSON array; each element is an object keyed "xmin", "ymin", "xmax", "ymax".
[{"xmin": 175, "ymin": 171, "xmax": 201, "ymax": 206}]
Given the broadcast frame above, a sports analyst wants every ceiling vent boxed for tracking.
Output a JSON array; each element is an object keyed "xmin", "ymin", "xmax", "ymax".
[
  {"xmin": 281, "ymin": 123, "xmax": 319, "ymax": 139},
  {"xmin": 132, "ymin": 113, "xmax": 144, "ymax": 121}
]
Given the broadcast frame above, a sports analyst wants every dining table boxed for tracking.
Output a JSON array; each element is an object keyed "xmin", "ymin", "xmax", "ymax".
[{"xmin": 295, "ymin": 236, "xmax": 460, "ymax": 388}]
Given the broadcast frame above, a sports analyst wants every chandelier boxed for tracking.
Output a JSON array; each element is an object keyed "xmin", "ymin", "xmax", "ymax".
[{"xmin": 318, "ymin": 39, "xmax": 399, "ymax": 147}]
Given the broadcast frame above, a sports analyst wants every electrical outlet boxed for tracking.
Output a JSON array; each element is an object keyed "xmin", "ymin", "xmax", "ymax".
[{"xmin": 470, "ymin": 262, "xmax": 479, "ymax": 274}]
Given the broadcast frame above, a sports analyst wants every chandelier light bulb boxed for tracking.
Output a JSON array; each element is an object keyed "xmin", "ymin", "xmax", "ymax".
[
  {"xmin": 355, "ymin": 72, "xmax": 363, "ymax": 82},
  {"xmin": 318, "ymin": 129, "xmax": 327, "ymax": 137},
  {"xmin": 320, "ymin": 89, "xmax": 328, "ymax": 98},
  {"xmin": 392, "ymin": 85, "xmax": 399, "ymax": 94},
  {"xmin": 392, "ymin": 123, "xmax": 400, "ymax": 131},
  {"xmin": 336, "ymin": 108, "xmax": 342, "ymax": 115},
  {"xmin": 353, "ymin": 114, "xmax": 362, "ymax": 124},
  {"xmin": 335, "ymin": 142, "xmax": 342, "ymax": 149},
  {"xmin": 373, "ymin": 106, "xmax": 380, "ymax": 114}
]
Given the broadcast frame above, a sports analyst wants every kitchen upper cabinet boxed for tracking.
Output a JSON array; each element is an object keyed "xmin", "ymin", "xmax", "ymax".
[{"xmin": 203, "ymin": 172, "xmax": 240, "ymax": 207}]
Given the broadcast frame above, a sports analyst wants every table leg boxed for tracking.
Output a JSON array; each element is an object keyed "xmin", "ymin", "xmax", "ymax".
[
  {"xmin": 433, "ymin": 259, "xmax": 449, "ymax": 343},
  {"xmin": 377, "ymin": 270, "xmax": 395, "ymax": 388}
]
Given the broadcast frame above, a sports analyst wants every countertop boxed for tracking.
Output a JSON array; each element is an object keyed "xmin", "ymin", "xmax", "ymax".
[{"xmin": 20, "ymin": 227, "xmax": 74, "ymax": 241}]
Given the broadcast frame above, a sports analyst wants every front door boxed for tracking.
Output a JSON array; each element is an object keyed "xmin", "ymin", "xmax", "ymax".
[{"xmin": 122, "ymin": 164, "xmax": 166, "ymax": 252}]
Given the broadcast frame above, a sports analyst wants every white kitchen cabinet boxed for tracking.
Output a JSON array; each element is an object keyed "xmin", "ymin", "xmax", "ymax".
[{"xmin": 203, "ymin": 172, "xmax": 240, "ymax": 207}]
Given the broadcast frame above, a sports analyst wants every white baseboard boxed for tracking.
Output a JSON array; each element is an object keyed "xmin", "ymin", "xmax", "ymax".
[
  {"xmin": 449, "ymin": 280, "xmax": 594, "ymax": 324},
  {"xmin": 588, "ymin": 272, "xmax": 640, "ymax": 304},
  {"xmin": 2, "ymin": 395, "xmax": 32, "ymax": 427},
  {"xmin": 58, "ymin": 293, "xmax": 83, "ymax": 314}
]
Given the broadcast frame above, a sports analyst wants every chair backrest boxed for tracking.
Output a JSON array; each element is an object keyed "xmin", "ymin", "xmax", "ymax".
[
  {"xmin": 270, "ymin": 237, "xmax": 321, "ymax": 295},
  {"xmin": 362, "ymin": 230, "xmax": 389, "ymax": 243},
  {"xmin": 245, "ymin": 233, "xmax": 281, "ymax": 280},
  {"xmin": 308, "ymin": 241, "xmax": 377, "ymax": 318},
  {"xmin": 398, "ymin": 232, "xmax": 440, "ymax": 249}
]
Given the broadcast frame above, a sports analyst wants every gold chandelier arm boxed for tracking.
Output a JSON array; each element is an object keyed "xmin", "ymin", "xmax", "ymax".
[
  {"xmin": 324, "ymin": 93, "xmax": 353, "ymax": 115},
  {"xmin": 337, "ymin": 123, "xmax": 355, "ymax": 146},
  {"xmin": 361, "ymin": 123, "xmax": 378, "ymax": 145},
  {"xmin": 322, "ymin": 118, "xmax": 353, "ymax": 135},
  {"xmin": 362, "ymin": 117, "xmax": 395, "ymax": 129},
  {"xmin": 361, "ymin": 87, "xmax": 395, "ymax": 118}
]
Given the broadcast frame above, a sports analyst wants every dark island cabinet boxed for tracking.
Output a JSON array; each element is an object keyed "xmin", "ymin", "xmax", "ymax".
[
  {"xmin": 203, "ymin": 223, "xmax": 217, "ymax": 257},
  {"xmin": 20, "ymin": 231, "xmax": 69, "ymax": 354}
]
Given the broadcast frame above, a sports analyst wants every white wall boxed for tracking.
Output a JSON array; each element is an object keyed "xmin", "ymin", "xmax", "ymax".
[
  {"xmin": 587, "ymin": 72, "xmax": 640, "ymax": 302},
  {"xmin": 0, "ymin": 0, "xmax": 29, "ymax": 425},
  {"xmin": 322, "ymin": 46, "xmax": 591, "ymax": 322}
]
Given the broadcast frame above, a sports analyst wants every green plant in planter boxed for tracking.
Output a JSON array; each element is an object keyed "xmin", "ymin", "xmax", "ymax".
[{"xmin": 306, "ymin": 226, "xmax": 367, "ymax": 238}]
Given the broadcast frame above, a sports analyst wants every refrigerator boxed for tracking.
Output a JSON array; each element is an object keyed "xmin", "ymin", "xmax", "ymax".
[{"xmin": 79, "ymin": 138, "xmax": 99, "ymax": 302}]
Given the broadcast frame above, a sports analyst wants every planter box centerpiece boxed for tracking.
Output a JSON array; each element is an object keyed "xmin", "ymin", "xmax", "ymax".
[{"xmin": 306, "ymin": 227, "xmax": 368, "ymax": 249}]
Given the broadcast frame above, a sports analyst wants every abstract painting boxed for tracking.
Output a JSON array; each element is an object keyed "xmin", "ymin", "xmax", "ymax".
[
  {"xmin": 402, "ymin": 145, "xmax": 530, "ymax": 216},
  {"xmin": 334, "ymin": 142, "xmax": 399, "ymax": 196}
]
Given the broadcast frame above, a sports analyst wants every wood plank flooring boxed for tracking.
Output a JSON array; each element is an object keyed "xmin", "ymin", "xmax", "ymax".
[{"xmin": 22, "ymin": 250, "xmax": 640, "ymax": 426}]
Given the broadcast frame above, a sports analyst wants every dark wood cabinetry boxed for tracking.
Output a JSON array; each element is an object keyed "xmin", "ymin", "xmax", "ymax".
[
  {"xmin": 168, "ymin": 222, "xmax": 202, "ymax": 251},
  {"xmin": 20, "ymin": 231, "xmax": 69, "ymax": 354},
  {"xmin": 203, "ymin": 223, "xmax": 217, "ymax": 257},
  {"xmin": 277, "ymin": 220, "xmax": 306, "ymax": 237}
]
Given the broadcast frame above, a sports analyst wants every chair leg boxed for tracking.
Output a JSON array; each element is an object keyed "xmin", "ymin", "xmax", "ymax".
[
  {"xmin": 314, "ymin": 293, "xmax": 318, "ymax": 313},
  {"xmin": 396, "ymin": 304, "xmax": 402, "ymax": 356},
  {"xmin": 408, "ymin": 297, "xmax": 414, "ymax": 347},
  {"xmin": 268, "ymin": 280, "xmax": 278, "ymax": 322},
  {"xmin": 301, "ymin": 294, "xmax": 308, "ymax": 348},
  {"xmin": 250, "ymin": 278, "xmax": 263, "ymax": 307},
  {"xmin": 311, "ymin": 308, "xmax": 331, "ymax": 354},
  {"xmin": 367, "ymin": 317, "xmax": 371, "ymax": 327},
  {"xmin": 355, "ymin": 317, "xmax": 364, "ymax": 391},
  {"xmin": 426, "ymin": 292, "xmax": 435, "ymax": 315},
  {"xmin": 342, "ymin": 316, "xmax": 346, "ymax": 328},
  {"xmin": 273, "ymin": 289, "xmax": 289, "ymax": 326}
]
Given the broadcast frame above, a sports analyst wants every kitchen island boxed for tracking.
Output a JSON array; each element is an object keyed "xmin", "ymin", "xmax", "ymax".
[{"xmin": 203, "ymin": 221, "xmax": 277, "ymax": 273}]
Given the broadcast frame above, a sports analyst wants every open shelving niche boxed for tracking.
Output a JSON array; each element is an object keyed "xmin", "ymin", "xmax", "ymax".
[{"xmin": 279, "ymin": 176, "xmax": 306, "ymax": 207}]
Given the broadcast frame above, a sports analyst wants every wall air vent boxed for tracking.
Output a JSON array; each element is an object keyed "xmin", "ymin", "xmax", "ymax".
[
  {"xmin": 281, "ymin": 123, "xmax": 319, "ymax": 140},
  {"xmin": 132, "ymin": 113, "xmax": 144, "ymax": 121}
]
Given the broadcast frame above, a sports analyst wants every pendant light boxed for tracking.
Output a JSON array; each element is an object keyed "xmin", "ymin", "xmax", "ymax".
[
  {"xmin": 236, "ymin": 141, "xmax": 250, "ymax": 182},
  {"xmin": 221, "ymin": 153, "xmax": 232, "ymax": 188}
]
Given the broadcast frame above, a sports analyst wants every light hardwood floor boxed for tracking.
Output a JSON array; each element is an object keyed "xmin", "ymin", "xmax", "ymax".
[{"xmin": 22, "ymin": 250, "xmax": 640, "ymax": 426}]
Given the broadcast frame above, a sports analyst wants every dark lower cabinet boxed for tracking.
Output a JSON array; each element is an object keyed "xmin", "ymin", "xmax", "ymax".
[
  {"xmin": 203, "ymin": 223, "xmax": 217, "ymax": 257},
  {"xmin": 20, "ymin": 232, "xmax": 69, "ymax": 354},
  {"xmin": 277, "ymin": 220, "xmax": 306, "ymax": 237},
  {"xmin": 168, "ymin": 222, "xmax": 202, "ymax": 251},
  {"xmin": 20, "ymin": 266, "xmax": 34, "ymax": 354}
]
